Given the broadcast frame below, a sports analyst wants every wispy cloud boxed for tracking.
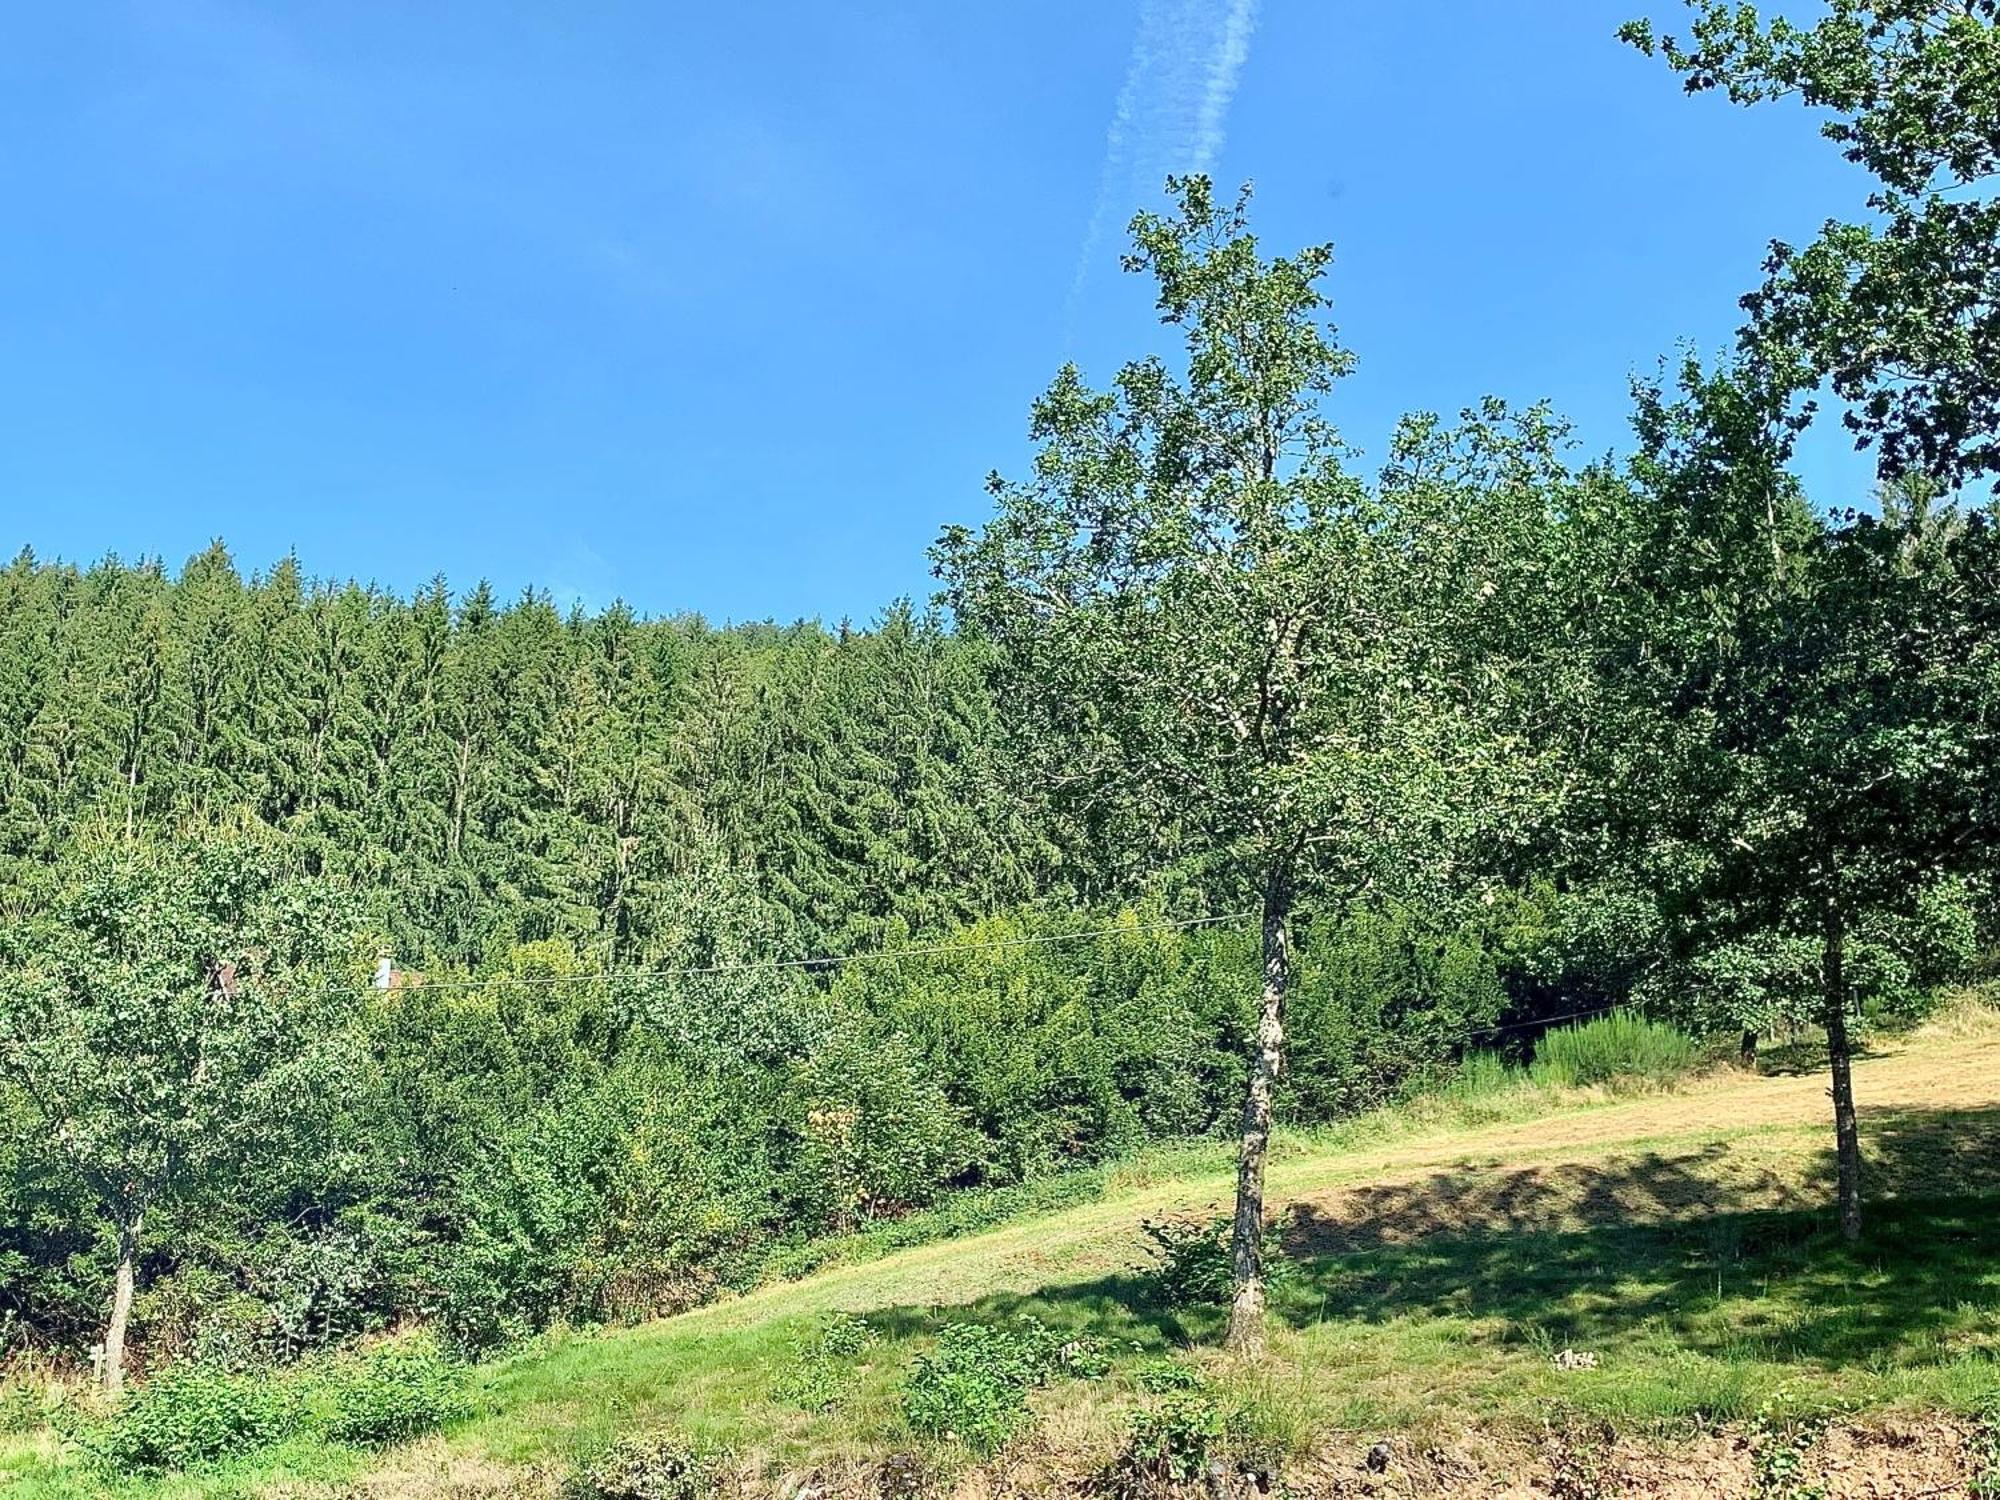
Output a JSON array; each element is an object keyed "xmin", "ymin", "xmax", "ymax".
[
  {"xmin": 1192, "ymin": 0, "xmax": 1258, "ymax": 176},
  {"xmin": 1065, "ymin": 0, "xmax": 1263, "ymax": 336}
]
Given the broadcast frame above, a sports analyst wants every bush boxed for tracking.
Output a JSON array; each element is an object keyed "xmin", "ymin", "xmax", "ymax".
[
  {"xmin": 1140, "ymin": 1213, "xmax": 1291, "ymax": 1309},
  {"xmin": 84, "ymin": 1365, "xmax": 293, "ymax": 1473},
  {"xmin": 317, "ymin": 1334, "xmax": 469, "ymax": 1445},
  {"xmin": 1530, "ymin": 1013, "xmax": 1697, "ymax": 1090},
  {"xmin": 771, "ymin": 1312, "xmax": 873, "ymax": 1412},
  {"xmin": 1141, "ymin": 1216, "xmax": 1233, "ymax": 1308},
  {"xmin": 569, "ymin": 1433, "xmax": 727, "ymax": 1500},
  {"xmin": 1284, "ymin": 907, "xmax": 1509, "ymax": 1120},
  {"xmin": 1121, "ymin": 1392, "xmax": 1228, "ymax": 1485},
  {"xmin": 1908, "ymin": 876, "xmax": 1982, "ymax": 991},
  {"xmin": 900, "ymin": 1317, "xmax": 1093, "ymax": 1454},
  {"xmin": 1134, "ymin": 1358, "xmax": 1207, "ymax": 1394},
  {"xmin": 1970, "ymin": 1397, "xmax": 2000, "ymax": 1500}
]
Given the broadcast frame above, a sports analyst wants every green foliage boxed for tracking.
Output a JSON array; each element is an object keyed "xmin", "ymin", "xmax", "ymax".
[
  {"xmin": 568, "ymin": 1433, "xmax": 728, "ymax": 1500},
  {"xmin": 937, "ymin": 178, "xmax": 1573, "ymax": 931},
  {"xmin": 314, "ymin": 1335, "xmax": 469, "ymax": 1446},
  {"xmin": 1623, "ymin": 1, "xmax": 2000, "ymax": 489},
  {"xmin": 1140, "ymin": 1216, "xmax": 1236, "ymax": 1309},
  {"xmin": 771, "ymin": 1313, "xmax": 874, "ymax": 1412},
  {"xmin": 83, "ymin": 1365, "xmax": 294, "ymax": 1473},
  {"xmin": 828, "ymin": 908, "xmax": 1254, "ymax": 1182},
  {"xmin": 1134, "ymin": 1358, "xmax": 1207, "ymax": 1395},
  {"xmin": 1907, "ymin": 877, "xmax": 1982, "ymax": 993},
  {"xmin": 1971, "ymin": 1398, "xmax": 2000, "ymax": 1500},
  {"xmin": 1122, "ymin": 1391, "xmax": 1230, "ymax": 1485},
  {"xmin": 1528, "ymin": 1014, "xmax": 1698, "ymax": 1091},
  {"xmin": 899, "ymin": 1317, "xmax": 1093, "ymax": 1454},
  {"xmin": 0, "ymin": 835, "xmax": 366, "ymax": 1388},
  {"xmin": 0, "ymin": 1380, "xmax": 40, "ymax": 1436},
  {"xmin": 1746, "ymin": 1385, "xmax": 1835, "ymax": 1500},
  {"xmin": 1141, "ymin": 1214, "xmax": 1291, "ymax": 1309},
  {"xmin": 1437, "ymin": 1051, "xmax": 1521, "ymax": 1107},
  {"xmin": 1285, "ymin": 905, "xmax": 1509, "ymax": 1117},
  {"xmin": 74, "ymin": 1334, "xmax": 466, "ymax": 1474},
  {"xmin": 783, "ymin": 1027, "xmax": 975, "ymax": 1229}
]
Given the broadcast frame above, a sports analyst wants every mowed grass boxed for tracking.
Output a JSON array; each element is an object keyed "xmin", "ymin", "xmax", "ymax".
[{"xmin": 7, "ymin": 1005, "xmax": 2000, "ymax": 1497}]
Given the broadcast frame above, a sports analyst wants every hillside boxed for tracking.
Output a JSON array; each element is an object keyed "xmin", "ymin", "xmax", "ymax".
[{"xmin": 9, "ymin": 1005, "xmax": 1999, "ymax": 1499}]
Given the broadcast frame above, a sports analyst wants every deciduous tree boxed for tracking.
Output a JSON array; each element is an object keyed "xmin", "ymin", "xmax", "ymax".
[
  {"xmin": 0, "ymin": 836, "xmax": 359, "ymax": 1392},
  {"xmin": 936, "ymin": 178, "xmax": 1561, "ymax": 1349}
]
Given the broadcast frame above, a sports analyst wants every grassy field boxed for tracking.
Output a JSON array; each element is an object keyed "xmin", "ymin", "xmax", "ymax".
[{"xmin": 7, "ymin": 1004, "xmax": 2000, "ymax": 1498}]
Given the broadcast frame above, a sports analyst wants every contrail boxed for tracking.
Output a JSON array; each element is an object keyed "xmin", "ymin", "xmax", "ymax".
[
  {"xmin": 1191, "ymin": 0, "xmax": 1258, "ymax": 174},
  {"xmin": 1063, "ymin": 0, "xmax": 1263, "ymax": 340}
]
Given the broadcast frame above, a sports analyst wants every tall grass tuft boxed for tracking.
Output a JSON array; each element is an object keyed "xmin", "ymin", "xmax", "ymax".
[{"xmin": 1530, "ymin": 1012, "xmax": 1697, "ymax": 1090}]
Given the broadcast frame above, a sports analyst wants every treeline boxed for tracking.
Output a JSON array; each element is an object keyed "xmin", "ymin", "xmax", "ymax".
[
  {"xmin": 0, "ymin": 527, "xmax": 1984, "ymax": 1379},
  {"xmin": 0, "ymin": 549, "xmax": 1051, "ymax": 964}
]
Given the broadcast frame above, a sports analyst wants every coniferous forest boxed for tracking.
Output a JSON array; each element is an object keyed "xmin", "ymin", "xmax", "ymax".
[{"xmin": 3, "ymin": 3, "xmax": 2000, "ymax": 1492}]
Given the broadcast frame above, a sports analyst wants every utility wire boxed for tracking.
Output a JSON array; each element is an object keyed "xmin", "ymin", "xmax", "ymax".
[
  {"xmin": 348, "ymin": 915, "xmax": 1637, "ymax": 1055},
  {"xmin": 347, "ymin": 910, "xmax": 1256, "ymax": 996},
  {"xmin": 1453, "ymin": 998, "xmax": 1635, "ymax": 1043}
]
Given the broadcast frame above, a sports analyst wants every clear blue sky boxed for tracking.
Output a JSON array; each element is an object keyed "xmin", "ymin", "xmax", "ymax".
[{"xmin": 0, "ymin": 1, "xmax": 1869, "ymax": 623}]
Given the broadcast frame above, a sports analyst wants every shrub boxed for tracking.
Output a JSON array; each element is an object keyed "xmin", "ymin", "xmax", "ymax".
[
  {"xmin": 785, "ymin": 1029, "xmax": 976, "ymax": 1232},
  {"xmin": 772, "ymin": 1312, "xmax": 874, "ymax": 1412},
  {"xmin": 1284, "ymin": 907, "xmax": 1510, "ymax": 1120},
  {"xmin": 317, "ymin": 1334, "xmax": 470, "ymax": 1445},
  {"xmin": 1530, "ymin": 1014, "xmax": 1697, "ymax": 1090},
  {"xmin": 1141, "ymin": 1213, "xmax": 1291, "ymax": 1308},
  {"xmin": 1055, "ymin": 1333, "xmax": 1114, "ymax": 1379},
  {"xmin": 1140, "ymin": 1216, "xmax": 1231, "ymax": 1308},
  {"xmin": 84, "ymin": 1365, "xmax": 293, "ymax": 1473},
  {"xmin": 1907, "ymin": 876, "xmax": 1982, "ymax": 991},
  {"xmin": 1746, "ymin": 1385, "xmax": 1836, "ymax": 1500},
  {"xmin": 569, "ymin": 1433, "xmax": 727, "ymax": 1500},
  {"xmin": 900, "ymin": 1317, "xmax": 1093, "ymax": 1454},
  {"xmin": 1121, "ymin": 1392, "xmax": 1228, "ymax": 1485},
  {"xmin": 1134, "ymin": 1358, "xmax": 1206, "ymax": 1394},
  {"xmin": 1970, "ymin": 1397, "xmax": 2000, "ymax": 1500}
]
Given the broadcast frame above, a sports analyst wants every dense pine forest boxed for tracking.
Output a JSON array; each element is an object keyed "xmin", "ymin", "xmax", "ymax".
[{"xmin": 0, "ymin": 553, "xmax": 1051, "ymax": 963}]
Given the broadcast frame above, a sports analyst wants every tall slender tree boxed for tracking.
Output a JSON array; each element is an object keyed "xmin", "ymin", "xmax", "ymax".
[
  {"xmin": 936, "ymin": 179, "xmax": 1551, "ymax": 1349},
  {"xmin": 1606, "ymin": 359, "xmax": 1999, "ymax": 1239}
]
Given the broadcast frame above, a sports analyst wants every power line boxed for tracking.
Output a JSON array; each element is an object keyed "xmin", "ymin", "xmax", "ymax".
[
  {"xmin": 351, "ymin": 910, "xmax": 1256, "ymax": 996},
  {"xmin": 341, "ymin": 915, "xmax": 1640, "ymax": 1054},
  {"xmin": 1454, "ymin": 999, "xmax": 1635, "ymax": 1043}
]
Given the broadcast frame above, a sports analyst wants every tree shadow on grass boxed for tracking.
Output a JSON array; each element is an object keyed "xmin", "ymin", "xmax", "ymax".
[
  {"xmin": 861, "ymin": 1107, "xmax": 2000, "ymax": 1379},
  {"xmin": 1755, "ymin": 1034, "xmax": 1889, "ymax": 1077}
]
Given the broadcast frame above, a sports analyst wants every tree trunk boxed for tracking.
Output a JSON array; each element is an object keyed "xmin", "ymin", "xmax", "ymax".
[
  {"xmin": 1823, "ymin": 902, "xmax": 1862, "ymax": 1242},
  {"xmin": 103, "ymin": 1211, "xmax": 142, "ymax": 1398},
  {"xmin": 1226, "ymin": 866, "xmax": 1290, "ymax": 1353}
]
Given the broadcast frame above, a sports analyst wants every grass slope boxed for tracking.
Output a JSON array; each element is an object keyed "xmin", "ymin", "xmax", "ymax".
[{"xmin": 9, "ymin": 1007, "xmax": 2000, "ymax": 1497}]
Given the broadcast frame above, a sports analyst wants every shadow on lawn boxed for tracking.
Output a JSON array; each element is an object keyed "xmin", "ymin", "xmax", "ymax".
[{"xmin": 864, "ymin": 1106, "xmax": 2000, "ymax": 1376}]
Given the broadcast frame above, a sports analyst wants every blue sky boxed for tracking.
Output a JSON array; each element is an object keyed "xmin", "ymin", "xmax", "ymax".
[{"xmin": 1, "ymin": 2, "xmax": 1868, "ymax": 623}]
